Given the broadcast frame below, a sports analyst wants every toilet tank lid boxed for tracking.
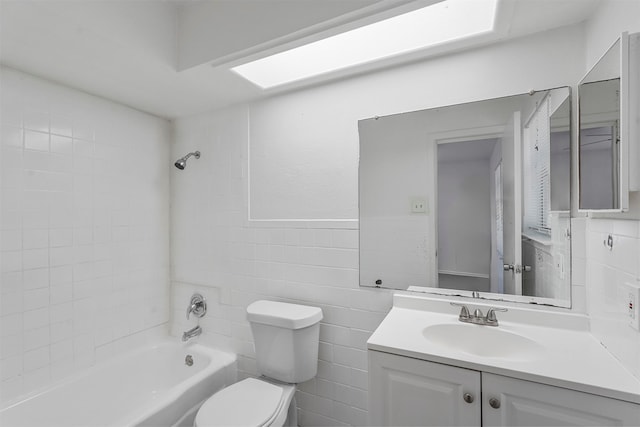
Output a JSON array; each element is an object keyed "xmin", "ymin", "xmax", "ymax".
[{"xmin": 247, "ymin": 300, "xmax": 323, "ymax": 330}]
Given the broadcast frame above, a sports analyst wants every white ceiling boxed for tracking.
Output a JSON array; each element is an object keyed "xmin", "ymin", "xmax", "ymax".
[{"xmin": 0, "ymin": 0, "xmax": 600, "ymax": 119}]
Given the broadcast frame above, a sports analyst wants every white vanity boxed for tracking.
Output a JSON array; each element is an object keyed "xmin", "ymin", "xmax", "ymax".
[{"xmin": 367, "ymin": 293, "xmax": 640, "ymax": 426}]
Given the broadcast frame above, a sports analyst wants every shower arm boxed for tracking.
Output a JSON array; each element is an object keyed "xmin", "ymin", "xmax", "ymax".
[{"xmin": 182, "ymin": 151, "xmax": 200, "ymax": 161}]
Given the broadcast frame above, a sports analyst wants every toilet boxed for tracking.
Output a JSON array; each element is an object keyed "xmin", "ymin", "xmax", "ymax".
[{"xmin": 194, "ymin": 300, "xmax": 323, "ymax": 427}]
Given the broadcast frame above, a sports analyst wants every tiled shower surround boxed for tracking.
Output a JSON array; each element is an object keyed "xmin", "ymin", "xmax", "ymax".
[{"xmin": 0, "ymin": 68, "xmax": 171, "ymax": 401}]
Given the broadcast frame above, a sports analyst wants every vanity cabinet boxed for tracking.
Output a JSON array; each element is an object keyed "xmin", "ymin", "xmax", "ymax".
[
  {"xmin": 482, "ymin": 372, "xmax": 640, "ymax": 426},
  {"xmin": 368, "ymin": 350, "xmax": 480, "ymax": 426},
  {"xmin": 369, "ymin": 350, "xmax": 640, "ymax": 427}
]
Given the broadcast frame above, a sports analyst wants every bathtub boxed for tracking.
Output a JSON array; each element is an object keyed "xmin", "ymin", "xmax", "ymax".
[{"xmin": 0, "ymin": 339, "xmax": 236, "ymax": 427}]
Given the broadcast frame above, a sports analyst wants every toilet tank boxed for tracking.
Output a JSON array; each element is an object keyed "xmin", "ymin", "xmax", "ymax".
[{"xmin": 247, "ymin": 301, "xmax": 323, "ymax": 384}]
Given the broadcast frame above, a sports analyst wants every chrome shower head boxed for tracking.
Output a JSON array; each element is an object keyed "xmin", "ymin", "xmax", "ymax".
[{"xmin": 174, "ymin": 151, "xmax": 200, "ymax": 170}]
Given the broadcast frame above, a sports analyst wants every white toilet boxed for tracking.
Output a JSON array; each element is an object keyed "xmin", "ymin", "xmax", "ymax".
[{"xmin": 194, "ymin": 300, "xmax": 323, "ymax": 427}]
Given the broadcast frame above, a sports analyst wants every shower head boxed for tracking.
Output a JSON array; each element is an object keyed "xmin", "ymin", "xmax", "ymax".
[{"xmin": 174, "ymin": 151, "xmax": 200, "ymax": 170}]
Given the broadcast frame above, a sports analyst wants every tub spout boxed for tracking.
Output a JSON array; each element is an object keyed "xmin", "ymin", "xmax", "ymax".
[{"xmin": 182, "ymin": 325, "xmax": 202, "ymax": 342}]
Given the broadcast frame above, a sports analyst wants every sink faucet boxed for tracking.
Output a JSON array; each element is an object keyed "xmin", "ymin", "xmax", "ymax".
[
  {"xmin": 182, "ymin": 325, "xmax": 202, "ymax": 342},
  {"xmin": 450, "ymin": 303, "xmax": 507, "ymax": 326}
]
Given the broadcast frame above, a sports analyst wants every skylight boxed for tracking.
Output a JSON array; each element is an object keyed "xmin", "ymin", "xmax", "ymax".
[{"xmin": 231, "ymin": 0, "xmax": 498, "ymax": 89}]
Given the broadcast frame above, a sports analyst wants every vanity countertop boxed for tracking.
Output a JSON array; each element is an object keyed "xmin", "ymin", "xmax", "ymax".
[{"xmin": 367, "ymin": 293, "xmax": 640, "ymax": 404}]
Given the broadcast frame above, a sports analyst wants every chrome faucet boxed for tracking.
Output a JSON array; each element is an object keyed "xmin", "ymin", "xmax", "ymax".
[
  {"xmin": 182, "ymin": 325, "xmax": 202, "ymax": 342},
  {"xmin": 450, "ymin": 303, "xmax": 507, "ymax": 326},
  {"xmin": 183, "ymin": 294, "xmax": 207, "ymax": 342},
  {"xmin": 186, "ymin": 294, "xmax": 207, "ymax": 319}
]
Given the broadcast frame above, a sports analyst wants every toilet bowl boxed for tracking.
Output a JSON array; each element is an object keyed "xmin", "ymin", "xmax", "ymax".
[
  {"xmin": 194, "ymin": 378, "xmax": 296, "ymax": 427},
  {"xmin": 194, "ymin": 300, "xmax": 323, "ymax": 427}
]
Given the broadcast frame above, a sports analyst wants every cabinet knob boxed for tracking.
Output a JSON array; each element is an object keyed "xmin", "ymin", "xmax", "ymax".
[
  {"xmin": 489, "ymin": 397, "xmax": 501, "ymax": 409},
  {"xmin": 463, "ymin": 393, "xmax": 474, "ymax": 404}
]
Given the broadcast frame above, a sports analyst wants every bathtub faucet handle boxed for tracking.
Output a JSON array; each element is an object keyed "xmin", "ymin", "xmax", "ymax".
[{"xmin": 186, "ymin": 294, "xmax": 207, "ymax": 320}]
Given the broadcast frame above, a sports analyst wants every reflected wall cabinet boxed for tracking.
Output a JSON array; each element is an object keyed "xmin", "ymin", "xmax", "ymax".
[
  {"xmin": 578, "ymin": 31, "xmax": 640, "ymax": 212},
  {"xmin": 368, "ymin": 350, "xmax": 640, "ymax": 426}
]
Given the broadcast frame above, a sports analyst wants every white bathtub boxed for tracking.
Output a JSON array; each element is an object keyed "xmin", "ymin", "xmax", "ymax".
[{"xmin": 0, "ymin": 339, "xmax": 236, "ymax": 427}]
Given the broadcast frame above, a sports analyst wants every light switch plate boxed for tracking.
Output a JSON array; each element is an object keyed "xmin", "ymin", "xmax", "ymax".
[{"xmin": 411, "ymin": 198, "xmax": 427, "ymax": 214}]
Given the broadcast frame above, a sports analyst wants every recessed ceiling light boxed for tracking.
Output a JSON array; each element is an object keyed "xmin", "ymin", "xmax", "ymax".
[{"xmin": 231, "ymin": 0, "xmax": 498, "ymax": 89}]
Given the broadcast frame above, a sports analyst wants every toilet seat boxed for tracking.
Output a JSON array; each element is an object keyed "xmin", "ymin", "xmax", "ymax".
[{"xmin": 194, "ymin": 378, "xmax": 295, "ymax": 427}]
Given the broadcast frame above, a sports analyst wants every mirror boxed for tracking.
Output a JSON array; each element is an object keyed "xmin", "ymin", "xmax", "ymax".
[
  {"xmin": 359, "ymin": 87, "xmax": 571, "ymax": 307},
  {"xmin": 579, "ymin": 35, "xmax": 628, "ymax": 211}
]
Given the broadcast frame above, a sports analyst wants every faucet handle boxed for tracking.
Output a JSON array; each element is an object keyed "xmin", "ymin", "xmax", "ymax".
[
  {"xmin": 485, "ymin": 307, "xmax": 508, "ymax": 325},
  {"xmin": 186, "ymin": 294, "xmax": 207, "ymax": 320},
  {"xmin": 450, "ymin": 302, "xmax": 470, "ymax": 320}
]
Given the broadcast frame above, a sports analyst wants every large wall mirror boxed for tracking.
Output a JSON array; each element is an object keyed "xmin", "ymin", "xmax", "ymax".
[{"xmin": 359, "ymin": 87, "xmax": 571, "ymax": 308}]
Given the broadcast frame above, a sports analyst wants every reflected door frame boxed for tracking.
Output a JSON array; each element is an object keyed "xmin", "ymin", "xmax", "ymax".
[
  {"xmin": 432, "ymin": 124, "xmax": 520, "ymax": 293},
  {"xmin": 501, "ymin": 111, "xmax": 523, "ymax": 296}
]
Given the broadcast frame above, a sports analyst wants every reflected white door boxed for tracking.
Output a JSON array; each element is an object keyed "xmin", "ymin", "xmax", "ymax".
[
  {"xmin": 491, "ymin": 161, "xmax": 504, "ymax": 293},
  {"xmin": 501, "ymin": 111, "xmax": 523, "ymax": 295}
]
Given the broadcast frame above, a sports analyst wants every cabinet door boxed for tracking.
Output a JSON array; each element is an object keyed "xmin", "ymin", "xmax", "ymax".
[
  {"xmin": 482, "ymin": 372, "xmax": 640, "ymax": 426},
  {"xmin": 368, "ymin": 350, "xmax": 481, "ymax": 426}
]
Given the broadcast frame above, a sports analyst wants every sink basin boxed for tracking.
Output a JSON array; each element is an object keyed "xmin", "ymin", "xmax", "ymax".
[{"xmin": 422, "ymin": 323, "xmax": 544, "ymax": 360}]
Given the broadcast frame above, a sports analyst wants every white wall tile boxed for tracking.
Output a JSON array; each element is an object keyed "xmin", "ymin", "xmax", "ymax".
[
  {"xmin": 0, "ymin": 67, "xmax": 171, "ymax": 401},
  {"xmin": 1, "ymin": 334, "xmax": 23, "ymax": 360},
  {"xmin": 23, "ymin": 288, "xmax": 49, "ymax": 311},
  {"xmin": 22, "ymin": 248, "xmax": 49, "ymax": 270},
  {"xmin": 24, "ymin": 131, "xmax": 49, "ymax": 152},
  {"xmin": 23, "ymin": 229, "xmax": 48, "ymax": 249},
  {"xmin": 1, "ymin": 356, "xmax": 23, "ymax": 381},
  {"xmin": 1, "ymin": 126, "xmax": 23, "ymax": 148},
  {"xmin": 585, "ymin": 218, "xmax": 640, "ymax": 380},
  {"xmin": 23, "ymin": 346, "xmax": 49, "ymax": 372},
  {"xmin": 0, "ymin": 292, "xmax": 23, "ymax": 316},
  {"xmin": 1, "ymin": 229, "xmax": 22, "ymax": 251},
  {"xmin": 23, "ymin": 325, "xmax": 50, "ymax": 351}
]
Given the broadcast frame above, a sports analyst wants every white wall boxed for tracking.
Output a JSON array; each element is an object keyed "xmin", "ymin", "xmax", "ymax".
[
  {"xmin": 550, "ymin": 148, "xmax": 571, "ymax": 211},
  {"xmin": 580, "ymin": 147, "xmax": 615, "ymax": 209},
  {"xmin": 0, "ymin": 67, "xmax": 171, "ymax": 402},
  {"xmin": 359, "ymin": 112, "xmax": 431, "ymax": 289},
  {"xmin": 578, "ymin": 0, "xmax": 640, "ymax": 381},
  {"xmin": 171, "ymin": 25, "xmax": 587, "ymax": 426},
  {"xmin": 584, "ymin": 0, "xmax": 640, "ymax": 69},
  {"xmin": 248, "ymin": 25, "xmax": 585, "ymax": 221},
  {"xmin": 438, "ymin": 157, "xmax": 491, "ymax": 278},
  {"xmin": 581, "ymin": 218, "xmax": 640, "ymax": 379},
  {"xmin": 171, "ymin": 105, "xmax": 377, "ymax": 426}
]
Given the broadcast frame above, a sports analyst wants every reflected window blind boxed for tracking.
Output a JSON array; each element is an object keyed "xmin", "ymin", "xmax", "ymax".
[{"xmin": 524, "ymin": 96, "xmax": 551, "ymax": 235}]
